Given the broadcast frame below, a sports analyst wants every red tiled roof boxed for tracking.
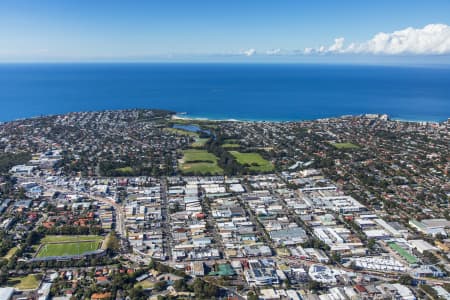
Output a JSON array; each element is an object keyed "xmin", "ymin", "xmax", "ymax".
[
  {"xmin": 91, "ymin": 292, "xmax": 111, "ymax": 300},
  {"xmin": 354, "ymin": 284, "xmax": 367, "ymax": 293}
]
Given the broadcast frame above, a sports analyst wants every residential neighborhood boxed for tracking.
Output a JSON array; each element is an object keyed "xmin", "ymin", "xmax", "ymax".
[{"xmin": 0, "ymin": 110, "xmax": 449, "ymax": 299}]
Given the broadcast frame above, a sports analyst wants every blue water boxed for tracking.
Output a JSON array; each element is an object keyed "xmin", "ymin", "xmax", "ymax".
[
  {"xmin": 0, "ymin": 63, "xmax": 449, "ymax": 122},
  {"xmin": 173, "ymin": 124, "xmax": 203, "ymax": 132},
  {"xmin": 173, "ymin": 124, "xmax": 211, "ymax": 135}
]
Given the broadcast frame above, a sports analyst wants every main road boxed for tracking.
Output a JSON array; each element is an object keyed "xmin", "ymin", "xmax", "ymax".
[{"xmin": 88, "ymin": 192, "xmax": 126, "ymax": 237}]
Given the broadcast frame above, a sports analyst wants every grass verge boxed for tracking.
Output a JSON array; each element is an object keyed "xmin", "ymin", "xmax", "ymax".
[{"xmin": 9, "ymin": 274, "xmax": 41, "ymax": 290}]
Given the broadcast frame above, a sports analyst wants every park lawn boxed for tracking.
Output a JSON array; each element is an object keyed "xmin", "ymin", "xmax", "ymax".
[
  {"xmin": 36, "ymin": 241, "xmax": 101, "ymax": 258},
  {"xmin": 229, "ymin": 151, "xmax": 274, "ymax": 172},
  {"xmin": 182, "ymin": 162, "xmax": 223, "ymax": 175},
  {"xmin": 164, "ymin": 127, "xmax": 199, "ymax": 137},
  {"xmin": 41, "ymin": 235, "xmax": 103, "ymax": 243},
  {"xmin": 222, "ymin": 139, "xmax": 241, "ymax": 148},
  {"xmin": 182, "ymin": 149, "xmax": 218, "ymax": 163},
  {"xmin": 114, "ymin": 166, "xmax": 134, "ymax": 173},
  {"xmin": 3, "ymin": 246, "xmax": 18, "ymax": 260},
  {"xmin": 222, "ymin": 143, "xmax": 240, "ymax": 148},
  {"xmin": 191, "ymin": 138, "xmax": 209, "ymax": 148},
  {"xmin": 180, "ymin": 149, "xmax": 223, "ymax": 175},
  {"xmin": 134, "ymin": 279, "xmax": 156, "ymax": 289},
  {"xmin": 331, "ymin": 142, "xmax": 360, "ymax": 149},
  {"xmin": 9, "ymin": 274, "xmax": 41, "ymax": 290}
]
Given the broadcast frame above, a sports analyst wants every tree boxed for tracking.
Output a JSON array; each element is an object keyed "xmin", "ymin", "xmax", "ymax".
[
  {"xmin": 349, "ymin": 261, "xmax": 359, "ymax": 270},
  {"xmin": 25, "ymin": 231, "xmax": 43, "ymax": 246},
  {"xmin": 191, "ymin": 278, "xmax": 219, "ymax": 299},
  {"xmin": 154, "ymin": 280, "xmax": 167, "ymax": 292},
  {"xmin": 148, "ymin": 259, "xmax": 156, "ymax": 269},
  {"xmin": 247, "ymin": 291, "xmax": 258, "ymax": 300},
  {"xmin": 367, "ymin": 238, "xmax": 376, "ymax": 251},
  {"xmin": 331, "ymin": 252, "xmax": 341, "ymax": 264},
  {"xmin": 422, "ymin": 250, "xmax": 439, "ymax": 264},
  {"xmin": 128, "ymin": 286, "xmax": 147, "ymax": 300},
  {"xmin": 0, "ymin": 152, "xmax": 31, "ymax": 173},
  {"xmin": 106, "ymin": 232, "xmax": 120, "ymax": 255},
  {"xmin": 308, "ymin": 280, "xmax": 322, "ymax": 291},
  {"xmin": 398, "ymin": 275, "xmax": 414, "ymax": 286},
  {"xmin": 173, "ymin": 279, "xmax": 187, "ymax": 291}
]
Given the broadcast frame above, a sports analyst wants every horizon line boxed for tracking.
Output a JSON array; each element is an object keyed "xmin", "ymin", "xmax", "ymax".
[{"xmin": 0, "ymin": 60, "xmax": 450, "ymax": 68}]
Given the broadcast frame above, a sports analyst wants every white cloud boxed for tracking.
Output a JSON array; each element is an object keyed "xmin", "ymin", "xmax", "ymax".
[
  {"xmin": 328, "ymin": 37, "xmax": 345, "ymax": 52},
  {"xmin": 303, "ymin": 47, "xmax": 314, "ymax": 55},
  {"xmin": 305, "ymin": 23, "xmax": 450, "ymax": 55},
  {"xmin": 266, "ymin": 48, "xmax": 281, "ymax": 55},
  {"xmin": 242, "ymin": 48, "xmax": 256, "ymax": 56}
]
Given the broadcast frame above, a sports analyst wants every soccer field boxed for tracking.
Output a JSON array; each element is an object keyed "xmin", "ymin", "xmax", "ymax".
[
  {"xmin": 40, "ymin": 235, "xmax": 103, "ymax": 243},
  {"xmin": 36, "ymin": 241, "xmax": 101, "ymax": 258},
  {"xmin": 180, "ymin": 149, "xmax": 223, "ymax": 175},
  {"xmin": 229, "ymin": 151, "xmax": 274, "ymax": 172},
  {"xmin": 331, "ymin": 142, "xmax": 360, "ymax": 149}
]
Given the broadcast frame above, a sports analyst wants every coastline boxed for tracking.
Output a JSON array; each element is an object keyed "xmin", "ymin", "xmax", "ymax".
[
  {"xmin": 1, "ymin": 110, "xmax": 447, "ymax": 124},
  {"xmin": 173, "ymin": 113, "xmax": 447, "ymax": 124}
]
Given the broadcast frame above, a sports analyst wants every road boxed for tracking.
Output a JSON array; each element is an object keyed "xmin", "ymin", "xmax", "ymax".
[
  {"xmin": 160, "ymin": 177, "xmax": 172, "ymax": 261},
  {"xmin": 88, "ymin": 192, "xmax": 126, "ymax": 237}
]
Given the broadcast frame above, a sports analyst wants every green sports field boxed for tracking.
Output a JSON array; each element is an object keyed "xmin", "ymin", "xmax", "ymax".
[
  {"xmin": 182, "ymin": 149, "xmax": 218, "ymax": 162},
  {"xmin": 229, "ymin": 151, "xmax": 274, "ymax": 172},
  {"xmin": 114, "ymin": 166, "xmax": 134, "ymax": 174},
  {"xmin": 180, "ymin": 149, "xmax": 223, "ymax": 175},
  {"xmin": 36, "ymin": 241, "xmax": 101, "ymax": 258},
  {"xmin": 41, "ymin": 235, "xmax": 103, "ymax": 243},
  {"xmin": 164, "ymin": 127, "xmax": 199, "ymax": 137},
  {"xmin": 36, "ymin": 235, "xmax": 103, "ymax": 258},
  {"xmin": 222, "ymin": 139, "xmax": 241, "ymax": 148},
  {"xmin": 222, "ymin": 143, "xmax": 240, "ymax": 148},
  {"xmin": 331, "ymin": 142, "xmax": 360, "ymax": 149},
  {"xmin": 191, "ymin": 138, "xmax": 209, "ymax": 148},
  {"xmin": 388, "ymin": 242, "xmax": 418, "ymax": 264}
]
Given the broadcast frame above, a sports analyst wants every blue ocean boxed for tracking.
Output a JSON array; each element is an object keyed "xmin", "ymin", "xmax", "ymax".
[{"xmin": 0, "ymin": 63, "xmax": 449, "ymax": 122}]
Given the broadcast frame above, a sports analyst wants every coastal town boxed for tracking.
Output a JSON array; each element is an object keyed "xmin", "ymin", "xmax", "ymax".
[{"xmin": 0, "ymin": 109, "xmax": 449, "ymax": 300}]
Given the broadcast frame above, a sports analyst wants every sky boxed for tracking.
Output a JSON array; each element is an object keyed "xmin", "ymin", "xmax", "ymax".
[{"xmin": 1, "ymin": 0, "xmax": 450, "ymax": 63}]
